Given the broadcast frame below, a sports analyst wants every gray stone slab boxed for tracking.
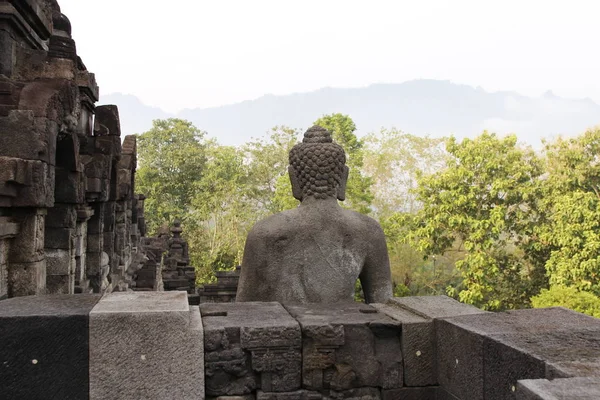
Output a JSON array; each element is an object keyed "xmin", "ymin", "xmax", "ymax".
[
  {"xmin": 382, "ymin": 387, "xmax": 437, "ymax": 400},
  {"xmin": 436, "ymin": 317, "xmax": 486, "ymax": 400},
  {"xmin": 89, "ymin": 292, "xmax": 204, "ymax": 400},
  {"xmin": 7, "ymin": 259, "xmax": 46, "ymax": 296},
  {"xmin": 439, "ymin": 307, "xmax": 600, "ymax": 337},
  {"xmin": 258, "ymin": 388, "xmax": 382, "ymax": 400},
  {"xmin": 328, "ymin": 388, "xmax": 382, "ymax": 399},
  {"xmin": 92, "ymin": 290, "xmax": 190, "ymax": 313},
  {"xmin": 375, "ymin": 296, "xmax": 488, "ymax": 391},
  {"xmin": 435, "ymin": 387, "xmax": 461, "ymax": 400},
  {"xmin": 517, "ymin": 377, "xmax": 600, "ymax": 400},
  {"xmin": 201, "ymin": 302, "xmax": 302, "ymax": 396},
  {"xmin": 210, "ymin": 396, "xmax": 256, "ymax": 400},
  {"xmin": 46, "ymin": 273, "xmax": 74, "ymax": 294},
  {"xmin": 373, "ymin": 302, "xmax": 436, "ymax": 387},
  {"xmin": 285, "ymin": 302, "xmax": 402, "ymax": 391},
  {"xmin": 387, "ymin": 295, "xmax": 486, "ymax": 319},
  {"xmin": 0, "ymin": 294, "xmax": 101, "ymax": 400},
  {"xmin": 483, "ymin": 335, "xmax": 546, "ymax": 400},
  {"xmin": 437, "ymin": 307, "xmax": 600, "ymax": 400},
  {"xmin": 45, "ymin": 204, "xmax": 77, "ymax": 228},
  {"xmin": 257, "ymin": 391, "xmax": 320, "ymax": 400},
  {"xmin": 495, "ymin": 329, "xmax": 600, "ymax": 380}
]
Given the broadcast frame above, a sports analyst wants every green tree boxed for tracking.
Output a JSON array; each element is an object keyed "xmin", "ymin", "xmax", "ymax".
[
  {"xmin": 360, "ymin": 128, "xmax": 454, "ymax": 297},
  {"xmin": 408, "ymin": 132, "xmax": 545, "ymax": 310},
  {"xmin": 314, "ymin": 114, "xmax": 373, "ymax": 214},
  {"xmin": 187, "ymin": 143, "xmax": 255, "ymax": 283},
  {"xmin": 243, "ymin": 126, "xmax": 301, "ymax": 213},
  {"xmin": 538, "ymin": 127, "xmax": 600, "ymax": 296},
  {"xmin": 532, "ymin": 286, "xmax": 600, "ymax": 318},
  {"xmin": 363, "ymin": 128, "xmax": 447, "ymax": 217},
  {"xmin": 136, "ymin": 119, "xmax": 207, "ymax": 234},
  {"xmin": 381, "ymin": 211, "xmax": 463, "ymax": 297}
]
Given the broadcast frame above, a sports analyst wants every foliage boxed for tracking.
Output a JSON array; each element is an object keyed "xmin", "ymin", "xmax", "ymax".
[
  {"xmin": 354, "ymin": 280, "xmax": 365, "ymax": 302},
  {"xmin": 363, "ymin": 128, "xmax": 447, "ymax": 216},
  {"xmin": 244, "ymin": 126, "xmax": 301, "ymax": 213},
  {"xmin": 361, "ymin": 129, "xmax": 456, "ymax": 297},
  {"xmin": 136, "ymin": 119, "xmax": 207, "ymax": 234},
  {"xmin": 186, "ymin": 143, "xmax": 255, "ymax": 282},
  {"xmin": 538, "ymin": 128, "xmax": 600, "ymax": 296},
  {"xmin": 407, "ymin": 132, "xmax": 546, "ymax": 310},
  {"xmin": 393, "ymin": 283, "xmax": 411, "ymax": 297},
  {"xmin": 532, "ymin": 286, "xmax": 600, "ymax": 318}
]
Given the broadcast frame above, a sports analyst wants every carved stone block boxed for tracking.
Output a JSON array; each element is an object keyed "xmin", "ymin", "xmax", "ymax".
[
  {"xmin": 46, "ymin": 204, "xmax": 77, "ymax": 228},
  {"xmin": 201, "ymin": 302, "xmax": 302, "ymax": 396},
  {"xmin": 0, "ymin": 239, "xmax": 8, "ymax": 299},
  {"xmin": 327, "ymin": 387, "xmax": 381, "ymax": 399},
  {"xmin": 94, "ymin": 105, "xmax": 121, "ymax": 137},
  {"xmin": 387, "ymin": 295, "xmax": 485, "ymax": 319},
  {"xmin": 82, "ymin": 153, "xmax": 112, "ymax": 179},
  {"xmin": 86, "ymin": 233, "xmax": 103, "ymax": 253},
  {"xmin": 45, "ymin": 248, "xmax": 73, "ymax": 275},
  {"xmin": 285, "ymin": 303, "xmax": 402, "ymax": 391},
  {"xmin": 437, "ymin": 307, "xmax": 600, "ymax": 400},
  {"xmin": 44, "ymin": 226, "xmax": 73, "ymax": 249},
  {"xmin": 0, "ymin": 157, "xmax": 54, "ymax": 207},
  {"xmin": 372, "ymin": 302, "xmax": 435, "ymax": 387},
  {"xmin": 8, "ymin": 209, "xmax": 45, "ymax": 263},
  {"xmin": 517, "ymin": 377, "xmax": 600, "ymax": 400},
  {"xmin": 257, "ymin": 390, "xmax": 322, "ymax": 400},
  {"xmin": 89, "ymin": 292, "xmax": 204, "ymax": 400},
  {"xmin": 54, "ymin": 168, "xmax": 85, "ymax": 204},
  {"xmin": 46, "ymin": 273, "xmax": 74, "ymax": 294},
  {"xmin": 0, "ymin": 295, "xmax": 101, "ymax": 399},
  {"xmin": 0, "ymin": 110, "xmax": 57, "ymax": 164}
]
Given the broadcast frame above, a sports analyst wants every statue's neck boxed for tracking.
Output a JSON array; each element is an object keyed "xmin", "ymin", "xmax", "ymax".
[{"xmin": 299, "ymin": 196, "xmax": 340, "ymax": 208}]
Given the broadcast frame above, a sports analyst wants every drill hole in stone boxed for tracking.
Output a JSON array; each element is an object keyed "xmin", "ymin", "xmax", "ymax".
[
  {"xmin": 202, "ymin": 311, "xmax": 227, "ymax": 317},
  {"xmin": 359, "ymin": 308, "xmax": 377, "ymax": 314}
]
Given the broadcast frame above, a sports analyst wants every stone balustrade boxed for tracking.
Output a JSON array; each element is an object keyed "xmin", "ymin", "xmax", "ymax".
[{"xmin": 1, "ymin": 293, "xmax": 599, "ymax": 399}]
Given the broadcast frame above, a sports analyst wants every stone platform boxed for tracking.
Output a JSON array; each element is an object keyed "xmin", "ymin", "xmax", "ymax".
[
  {"xmin": 1, "ymin": 294, "xmax": 600, "ymax": 399},
  {"xmin": 0, "ymin": 291, "xmax": 204, "ymax": 400}
]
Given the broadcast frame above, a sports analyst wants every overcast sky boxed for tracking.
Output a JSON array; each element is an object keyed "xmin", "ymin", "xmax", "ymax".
[{"xmin": 59, "ymin": 0, "xmax": 600, "ymax": 114}]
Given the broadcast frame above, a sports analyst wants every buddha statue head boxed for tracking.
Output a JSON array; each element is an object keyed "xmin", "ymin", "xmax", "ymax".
[{"xmin": 288, "ymin": 126, "xmax": 349, "ymax": 202}]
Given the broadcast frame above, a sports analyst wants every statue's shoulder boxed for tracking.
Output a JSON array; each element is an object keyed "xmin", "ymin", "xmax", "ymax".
[
  {"xmin": 341, "ymin": 208, "xmax": 385, "ymax": 235},
  {"xmin": 247, "ymin": 208, "xmax": 301, "ymax": 238},
  {"xmin": 339, "ymin": 208, "xmax": 380, "ymax": 226}
]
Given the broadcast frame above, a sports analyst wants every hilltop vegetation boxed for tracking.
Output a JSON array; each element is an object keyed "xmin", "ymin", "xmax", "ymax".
[{"xmin": 136, "ymin": 115, "xmax": 600, "ymax": 317}]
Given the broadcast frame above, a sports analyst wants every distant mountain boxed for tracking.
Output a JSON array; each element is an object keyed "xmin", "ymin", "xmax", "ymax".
[
  {"xmin": 100, "ymin": 80, "xmax": 600, "ymax": 147},
  {"xmin": 99, "ymin": 93, "xmax": 173, "ymax": 135}
]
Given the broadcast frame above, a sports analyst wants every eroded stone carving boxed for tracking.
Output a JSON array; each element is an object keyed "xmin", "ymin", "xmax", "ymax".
[
  {"xmin": 237, "ymin": 126, "xmax": 392, "ymax": 304},
  {"xmin": 201, "ymin": 302, "xmax": 302, "ymax": 397},
  {"xmin": 0, "ymin": 1, "xmax": 147, "ymax": 297}
]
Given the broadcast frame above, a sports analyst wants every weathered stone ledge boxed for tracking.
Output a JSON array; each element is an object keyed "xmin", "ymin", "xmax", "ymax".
[{"xmin": 0, "ymin": 294, "xmax": 599, "ymax": 399}]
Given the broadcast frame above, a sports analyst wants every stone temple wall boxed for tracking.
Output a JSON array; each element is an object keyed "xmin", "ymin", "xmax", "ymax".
[
  {"xmin": 1, "ymin": 293, "xmax": 600, "ymax": 399},
  {"xmin": 0, "ymin": 0, "xmax": 146, "ymax": 298}
]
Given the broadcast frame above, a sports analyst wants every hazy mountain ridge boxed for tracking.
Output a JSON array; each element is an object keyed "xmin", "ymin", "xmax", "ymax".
[{"xmin": 100, "ymin": 80, "xmax": 600, "ymax": 146}]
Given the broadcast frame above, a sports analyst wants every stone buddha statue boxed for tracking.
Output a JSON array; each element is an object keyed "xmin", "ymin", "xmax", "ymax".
[{"xmin": 236, "ymin": 126, "xmax": 392, "ymax": 304}]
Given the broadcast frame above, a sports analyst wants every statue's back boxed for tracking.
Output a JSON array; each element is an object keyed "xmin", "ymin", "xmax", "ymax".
[
  {"xmin": 236, "ymin": 126, "xmax": 392, "ymax": 304},
  {"xmin": 237, "ymin": 203, "xmax": 381, "ymax": 303}
]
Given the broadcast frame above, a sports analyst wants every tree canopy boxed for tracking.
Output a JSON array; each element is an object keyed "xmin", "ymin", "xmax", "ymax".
[{"xmin": 136, "ymin": 116, "xmax": 600, "ymax": 317}]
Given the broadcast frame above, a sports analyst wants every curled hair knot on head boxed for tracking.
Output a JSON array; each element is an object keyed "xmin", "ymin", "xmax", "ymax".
[{"xmin": 289, "ymin": 126, "xmax": 346, "ymax": 200}]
